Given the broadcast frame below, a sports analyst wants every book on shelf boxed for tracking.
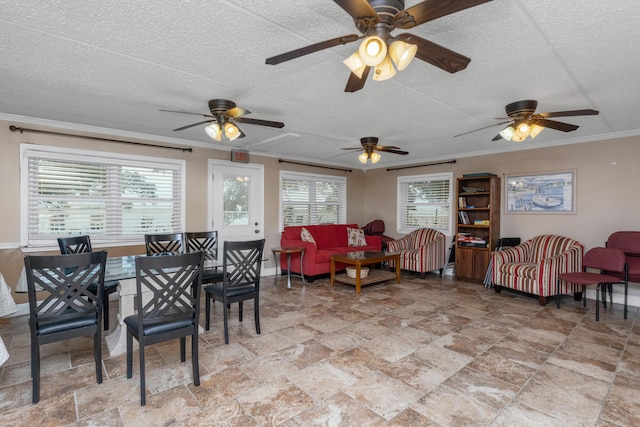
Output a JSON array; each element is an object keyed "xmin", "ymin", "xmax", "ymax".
[
  {"xmin": 458, "ymin": 211, "xmax": 470, "ymax": 224},
  {"xmin": 458, "ymin": 241, "xmax": 488, "ymax": 248},
  {"xmin": 474, "ymin": 219, "xmax": 490, "ymax": 226},
  {"xmin": 458, "ymin": 196, "xmax": 467, "ymax": 208}
]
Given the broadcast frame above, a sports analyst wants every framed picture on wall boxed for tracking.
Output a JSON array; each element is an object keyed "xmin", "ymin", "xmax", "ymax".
[{"xmin": 505, "ymin": 170, "xmax": 576, "ymax": 214}]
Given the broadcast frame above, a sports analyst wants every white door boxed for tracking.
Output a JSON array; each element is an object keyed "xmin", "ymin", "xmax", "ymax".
[{"xmin": 208, "ymin": 160, "xmax": 264, "ymax": 248}]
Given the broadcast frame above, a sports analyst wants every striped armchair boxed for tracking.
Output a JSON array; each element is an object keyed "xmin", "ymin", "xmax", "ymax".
[
  {"xmin": 491, "ymin": 235, "xmax": 585, "ymax": 305},
  {"xmin": 387, "ymin": 228, "xmax": 446, "ymax": 278}
]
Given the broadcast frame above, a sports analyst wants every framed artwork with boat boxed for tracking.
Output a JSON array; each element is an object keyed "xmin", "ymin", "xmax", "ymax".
[{"xmin": 505, "ymin": 170, "xmax": 576, "ymax": 214}]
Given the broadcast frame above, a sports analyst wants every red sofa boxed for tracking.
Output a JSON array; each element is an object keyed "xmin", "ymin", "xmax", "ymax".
[{"xmin": 280, "ymin": 224, "xmax": 382, "ymax": 281}]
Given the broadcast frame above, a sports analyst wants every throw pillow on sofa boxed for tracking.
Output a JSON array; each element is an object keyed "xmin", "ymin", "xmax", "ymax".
[
  {"xmin": 300, "ymin": 227, "xmax": 316, "ymax": 245},
  {"xmin": 347, "ymin": 228, "xmax": 367, "ymax": 247}
]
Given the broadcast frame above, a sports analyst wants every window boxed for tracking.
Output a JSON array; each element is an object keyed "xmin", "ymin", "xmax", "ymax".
[
  {"xmin": 21, "ymin": 144, "xmax": 185, "ymax": 248},
  {"xmin": 397, "ymin": 173, "xmax": 453, "ymax": 234},
  {"xmin": 280, "ymin": 171, "xmax": 346, "ymax": 229}
]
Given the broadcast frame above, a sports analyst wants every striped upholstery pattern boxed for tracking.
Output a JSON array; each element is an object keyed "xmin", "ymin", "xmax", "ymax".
[
  {"xmin": 492, "ymin": 235, "xmax": 584, "ymax": 300},
  {"xmin": 387, "ymin": 228, "xmax": 446, "ymax": 275}
]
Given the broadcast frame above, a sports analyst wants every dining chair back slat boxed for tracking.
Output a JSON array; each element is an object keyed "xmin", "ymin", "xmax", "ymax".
[
  {"xmin": 186, "ymin": 231, "xmax": 224, "ymax": 285},
  {"xmin": 57, "ymin": 235, "xmax": 119, "ymax": 330},
  {"xmin": 144, "ymin": 232, "xmax": 186, "ymax": 256}
]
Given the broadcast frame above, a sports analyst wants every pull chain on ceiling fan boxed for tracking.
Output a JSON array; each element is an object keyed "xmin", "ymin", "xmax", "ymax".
[{"xmin": 265, "ymin": 0, "xmax": 493, "ymax": 92}]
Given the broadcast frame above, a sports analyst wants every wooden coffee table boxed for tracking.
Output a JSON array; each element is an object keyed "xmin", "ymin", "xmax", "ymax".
[{"xmin": 330, "ymin": 251, "xmax": 401, "ymax": 294}]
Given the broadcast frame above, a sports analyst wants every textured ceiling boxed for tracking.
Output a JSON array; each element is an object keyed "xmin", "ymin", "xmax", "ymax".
[{"xmin": 1, "ymin": 0, "xmax": 639, "ymax": 170}]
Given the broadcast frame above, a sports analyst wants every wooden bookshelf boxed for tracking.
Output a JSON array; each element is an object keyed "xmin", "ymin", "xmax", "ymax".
[{"xmin": 455, "ymin": 175, "xmax": 501, "ymax": 281}]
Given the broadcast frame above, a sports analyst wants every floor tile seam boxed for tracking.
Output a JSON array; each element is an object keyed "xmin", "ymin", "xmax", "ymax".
[
  {"xmin": 507, "ymin": 367, "xmax": 604, "ymax": 426},
  {"xmin": 342, "ymin": 376, "xmax": 421, "ymax": 424},
  {"xmin": 233, "ymin": 379, "xmax": 316, "ymax": 424},
  {"xmin": 544, "ymin": 319, "xmax": 621, "ymax": 384},
  {"xmin": 431, "ymin": 382, "xmax": 499, "ymax": 425},
  {"xmin": 596, "ymin": 314, "xmax": 640, "ymax": 425}
]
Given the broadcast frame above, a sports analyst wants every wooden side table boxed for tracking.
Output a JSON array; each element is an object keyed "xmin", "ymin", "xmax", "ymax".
[{"xmin": 271, "ymin": 247, "xmax": 306, "ymax": 289}]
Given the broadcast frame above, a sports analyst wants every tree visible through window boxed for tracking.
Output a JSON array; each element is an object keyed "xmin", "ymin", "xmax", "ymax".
[{"xmin": 21, "ymin": 145, "xmax": 184, "ymax": 248}]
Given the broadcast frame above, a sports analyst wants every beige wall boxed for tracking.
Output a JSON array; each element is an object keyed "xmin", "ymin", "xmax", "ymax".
[
  {"xmin": 363, "ymin": 136, "xmax": 640, "ymax": 250},
  {"xmin": 1, "ymin": 119, "xmax": 638, "ymax": 305},
  {"xmin": 0, "ymin": 120, "xmax": 365, "ymax": 303}
]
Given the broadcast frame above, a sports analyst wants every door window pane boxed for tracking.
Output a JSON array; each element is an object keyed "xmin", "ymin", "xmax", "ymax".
[{"xmin": 223, "ymin": 175, "xmax": 250, "ymax": 226}]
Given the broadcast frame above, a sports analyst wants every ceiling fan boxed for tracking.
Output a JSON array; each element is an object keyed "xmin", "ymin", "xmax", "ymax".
[
  {"xmin": 160, "ymin": 99, "xmax": 284, "ymax": 141},
  {"xmin": 342, "ymin": 136, "xmax": 408, "ymax": 163},
  {"xmin": 455, "ymin": 100, "xmax": 600, "ymax": 142},
  {"xmin": 265, "ymin": 0, "xmax": 493, "ymax": 92}
]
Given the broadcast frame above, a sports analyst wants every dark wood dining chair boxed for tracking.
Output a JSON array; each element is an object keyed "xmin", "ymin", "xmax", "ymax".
[
  {"xmin": 186, "ymin": 231, "xmax": 224, "ymax": 285},
  {"xmin": 24, "ymin": 251, "xmax": 107, "ymax": 403},
  {"xmin": 124, "ymin": 251, "xmax": 204, "ymax": 406},
  {"xmin": 205, "ymin": 239, "xmax": 265, "ymax": 344},
  {"xmin": 144, "ymin": 232, "xmax": 186, "ymax": 256},
  {"xmin": 57, "ymin": 235, "xmax": 119, "ymax": 330}
]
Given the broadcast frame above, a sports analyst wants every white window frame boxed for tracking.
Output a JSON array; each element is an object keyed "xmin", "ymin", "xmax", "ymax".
[
  {"xmin": 279, "ymin": 171, "xmax": 347, "ymax": 231},
  {"xmin": 20, "ymin": 144, "xmax": 186, "ymax": 249},
  {"xmin": 397, "ymin": 172, "xmax": 453, "ymax": 235}
]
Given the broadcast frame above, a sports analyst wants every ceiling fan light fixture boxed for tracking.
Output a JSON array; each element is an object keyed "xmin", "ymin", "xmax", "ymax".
[
  {"xmin": 499, "ymin": 125, "xmax": 515, "ymax": 141},
  {"xmin": 515, "ymin": 122, "xmax": 531, "ymax": 139},
  {"xmin": 511, "ymin": 134, "xmax": 526, "ymax": 142},
  {"xmin": 205, "ymin": 123, "xmax": 222, "ymax": 141},
  {"xmin": 343, "ymin": 51, "xmax": 367, "ymax": 79},
  {"xmin": 224, "ymin": 122, "xmax": 240, "ymax": 141},
  {"xmin": 358, "ymin": 152, "xmax": 369, "ymax": 164},
  {"xmin": 372, "ymin": 55, "xmax": 396, "ymax": 81},
  {"xmin": 529, "ymin": 123, "xmax": 544, "ymax": 139},
  {"xmin": 359, "ymin": 35, "xmax": 387, "ymax": 66},
  {"xmin": 389, "ymin": 40, "xmax": 417, "ymax": 71},
  {"xmin": 370, "ymin": 152, "xmax": 381, "ymax": 164}
]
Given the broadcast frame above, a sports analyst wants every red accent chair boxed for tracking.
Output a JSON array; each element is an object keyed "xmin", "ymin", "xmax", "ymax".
[
  {"xmin": 386, "ymin": 228, "xmax": 446, "ymax": 278},
  {"xmin": 557, "ymin": 247, "xmax": 628, "ymax": 321},
  {"xmin": 606, "ymin": 231, "xmax": 640, "ymax": 282},
  {"xmin": 491, "ymin": 235, "xmax": 585, "ymax": 305}
]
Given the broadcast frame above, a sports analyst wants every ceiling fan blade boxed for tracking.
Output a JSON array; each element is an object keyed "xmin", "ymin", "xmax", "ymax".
[
  {"xmin": 492, "ymin": 133, "xmax": 504, "ymax": 141},
  {"xmin": 379, "ymin": 148, "xmax": 409, "ymax": 155},
  {"xmin": 535, "ymin": 119, "xmax": 579, "ymax": 132},
  {"xmin": 266, "ymin": 34, "xmax": 359, "ymax": 65},
  {"xmin": 396, "ymin": 33, "xmax": 470, "ymax": 73},
  {"xmin": 539, "ymin": 109, "xmax": 599, "ymax": 118},
  {"xmin": 454, "ymin": 120, "xmax": 512, "ymax": 137},
  {"xmin": 160, "ymin": 109, "xmax": 215, "ymax": 118},
  {"xmin": 172, "ymin": 119, "xmax": 216, "ymax": 131},
  {"xmin": 375, "ymin": 145, "xmax": 401, "ymax": 150},
  {"xmin": 395, "ymin": 0, "xmax": 493, "ymax": 29},
  {"xmin": 341, "ymin": 147, "xmax": 364, "ymax": 151},
  {"xmin": 235, "ymin": 117, "xmax": 285, "ymax": 128},
  {"xmin": 333, "ymin": 0, "xmax": 380, "ymax": 21},
  {"xmin": 228, "ymin": 107, "xmax": 250, "ymax": 118},
  {"xmin": 345, "ymin": 66, "xmax": 371, "ymax": 92}
]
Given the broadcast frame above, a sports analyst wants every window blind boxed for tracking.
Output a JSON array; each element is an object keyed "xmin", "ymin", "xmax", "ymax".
[
  {"xmin": 280, "ymin": 172, "xmax": 346, "ymax": 229},
  {"xmin": 22, "ymin": 145, "xmax": 184, "ymax": 248},
  {"xmin": 398, "ymin": 173, "xmax": 452, "ymax": 234}
]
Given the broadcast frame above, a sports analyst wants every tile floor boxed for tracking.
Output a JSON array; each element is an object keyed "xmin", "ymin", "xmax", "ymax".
[{"xmin": 1, "ymin": 273, "xmax": 640, "ymax": 426}]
